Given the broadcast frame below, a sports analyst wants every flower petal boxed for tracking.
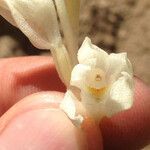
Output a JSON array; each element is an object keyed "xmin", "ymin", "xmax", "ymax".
[
  {"xmin": 105, "ymin": 72, "xmax": 133, "ymax": 116},
  {"xmin": 1, "ymin": 0, "xmax": 62, "ymax": 50},
  {"xmin": 108, "ymin": 53, "xmax": 133, "ymax": 83},
  {"xmin": 55, "ymin": 0, "xmax": 80, "ymax": 65},
  {"xmin": 70, "ymin": 64, "xmax": 91, "ymax": 89},
  {"xmin": 60, "ymin": 90, "xmax": 84, "ymax": 127},
  {"xmin": 0, "ymin": 0, "xmax": 16, "ymax": 26},
  {"xmin": 78, "ymin": 37, "xmax": 109, "ymax": 71}
]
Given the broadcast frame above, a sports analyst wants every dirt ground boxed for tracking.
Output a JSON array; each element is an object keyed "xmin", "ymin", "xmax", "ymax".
[{"xmin": 0, "ymin": 0, "xmax": 150, "ymax": 85}]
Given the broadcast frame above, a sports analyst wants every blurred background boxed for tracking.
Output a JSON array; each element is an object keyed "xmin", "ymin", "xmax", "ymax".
[{"xmin": 0, "ymin": 0, "xmax": 150, "ymax": 85}]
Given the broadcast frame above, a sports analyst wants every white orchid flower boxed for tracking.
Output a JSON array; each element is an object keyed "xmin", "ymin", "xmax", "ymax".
[
  {"xmin": 0, "ymin": 0, "xmax": 80, "ymax": 86},
  {"xmin": 0, "ymin": 0, "xmax": 134, "ymax": 126},
  {"xmin": 60, "ymin": 37, "xmax": 134, "ymax": 124}
]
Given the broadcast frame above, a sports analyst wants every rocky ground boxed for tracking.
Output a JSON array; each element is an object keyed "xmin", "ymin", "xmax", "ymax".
[{"xmin": 0, "ymin": 0, "xmax": 150, "ymax": 85}]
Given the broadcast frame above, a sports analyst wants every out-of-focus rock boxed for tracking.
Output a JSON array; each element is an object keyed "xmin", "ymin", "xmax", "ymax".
[
  {"xmin": 79, "ymin": 0, "xmax": 138, "ymax": 52},
  {"xmin": 0, "ymin": 35, "xmax": 25, "ymax": 58}
]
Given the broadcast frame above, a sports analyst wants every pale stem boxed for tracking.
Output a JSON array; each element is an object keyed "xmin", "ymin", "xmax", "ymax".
[
  {"xmin": 55, "ymin": 0, "xmax": 79, "ymax": 66},
  {"xmin": 51, "ymin": 44, "xmax": 73, "ymax": 87}
]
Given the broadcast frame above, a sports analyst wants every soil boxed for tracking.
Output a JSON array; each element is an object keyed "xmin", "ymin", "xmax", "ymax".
[{"xmin": 0, "ymin": 0, "xmax": 150, "ymax": 84}]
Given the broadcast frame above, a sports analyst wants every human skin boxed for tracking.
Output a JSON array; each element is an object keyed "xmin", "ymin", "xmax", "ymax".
[{"xmin": 0, "ymin": 56, "xmax": 149, "ymax": 150}]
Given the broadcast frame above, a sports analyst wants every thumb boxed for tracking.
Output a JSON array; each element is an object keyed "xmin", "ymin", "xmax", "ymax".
[{"xmin": 0, "ymin": 92, "xmax": 102, "ymax": 150}]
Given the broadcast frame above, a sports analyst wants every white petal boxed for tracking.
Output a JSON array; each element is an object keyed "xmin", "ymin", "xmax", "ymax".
[
  {"xmin": 55, "ymin": 0, "xmax": 80, "ymax": 65},
  {"xmin": 0, "ymin": 0, "xmax": 16, "ymax": 26},
  {"xmin": 60, "ymin": 90, "xmax": 84, "ymax": 127},
  {"xmin": 70, "ymin": 64, "xmax": 91, "ymax": 89},
  {"xmin": 108, "ymin": 53, "xmax": 133, "ymax": 83},
  {"xmin": 1, "ymin": 0, "xmax": 62, "ymax": 50},
  {"xmin": 78, "ymin": 37, "xmax": 109, "ymax": 71},
  {"xmin": 105, "ymin": 72, "xmax": 133, "ymax": 116}
]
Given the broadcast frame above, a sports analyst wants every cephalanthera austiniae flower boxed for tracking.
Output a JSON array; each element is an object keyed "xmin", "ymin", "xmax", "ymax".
[
  {"xmin": 60, "ymin": 37, "xmax": 134, "ymax": 125},
  {"xmin": 0, "ymin": 0, "xmax": 134, "ymax": 126}
]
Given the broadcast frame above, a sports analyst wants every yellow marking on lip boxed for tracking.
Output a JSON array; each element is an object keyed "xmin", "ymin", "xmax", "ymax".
[{"xmin": 88, "ymin": 87, "xmax": 106, "ymax": 99}]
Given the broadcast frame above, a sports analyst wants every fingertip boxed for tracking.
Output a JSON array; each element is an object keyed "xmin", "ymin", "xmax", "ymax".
[
  {"xmin": 0, "ymin": 56, "xmax": 66, "ymax": 116},
  {"xmin": 0, "ymin": 92, "xmax": 87, "ymax": 150}
]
